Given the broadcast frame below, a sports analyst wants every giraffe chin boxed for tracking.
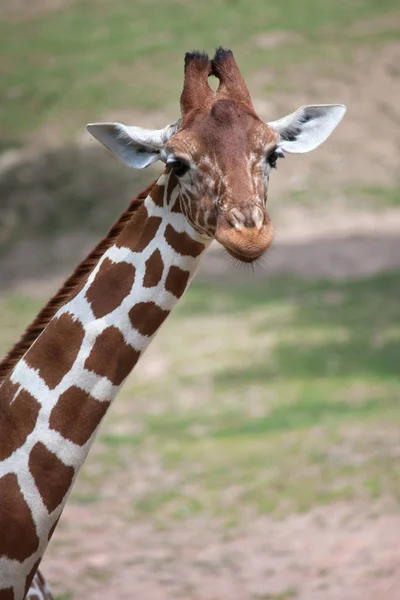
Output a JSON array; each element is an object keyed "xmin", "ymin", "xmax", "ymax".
[{"xmin": 225, "ymin": 248, "xmax": 265, "ymax": 263}]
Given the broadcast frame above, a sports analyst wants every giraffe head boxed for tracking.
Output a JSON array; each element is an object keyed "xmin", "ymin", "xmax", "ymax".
[{"xmin": 88, "ymin": 48, "xmax": 345, "ymax": 263}]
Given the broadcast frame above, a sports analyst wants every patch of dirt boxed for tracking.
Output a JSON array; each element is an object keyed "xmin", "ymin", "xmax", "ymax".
[{"xmin": 42, "ymin": 502, "xmax": 400, "ymax": 600}]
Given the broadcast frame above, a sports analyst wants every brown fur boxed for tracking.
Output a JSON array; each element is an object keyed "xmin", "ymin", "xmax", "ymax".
[
  {"xmin": 0, "ymin": 473, "xmax": 39, "ymax": 561},
  {"xmin": 211, "ymin": 47, "xmax": 254, "ymax": 108},
  {"xmin": 180, "ymin": 52, "xmax": 213, "ymax": 115},
  {"xmin": 180, "ymin": 48, "xmax": 254, "ymax": 121},
  {"xmin": 169, "ymin": 48, "xmax": 279, "ymax": 261},
  {"xmin": 0, "ymin": 182, "xmax": 155, "ymax": 382}
]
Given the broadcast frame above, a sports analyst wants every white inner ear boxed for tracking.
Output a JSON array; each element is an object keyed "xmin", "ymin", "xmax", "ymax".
[
  {"xmin": 86, "ymin": 121, "xmax": 179, "ymax": 169},
  {"xmin": 268, "ymin": 104, "xmax": 346, "ymax": 154}
]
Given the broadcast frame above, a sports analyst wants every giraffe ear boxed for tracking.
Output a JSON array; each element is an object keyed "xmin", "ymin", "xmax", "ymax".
[
  {"xmin": 86, "ymin": 121, "xmax": 179, "ymax": 169},
  {"xmin": 267, "ymin": 104, "xmax": 346, "ymax": 154}
]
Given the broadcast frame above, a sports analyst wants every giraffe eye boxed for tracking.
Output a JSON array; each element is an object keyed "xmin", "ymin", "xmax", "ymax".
[
  {"xmin": 267, "ymin": 148, "xmax": 284, "ymax": 170},
  {"xmin": 167, "ymin": 159, "xmax": 190, "ymax": 177}
]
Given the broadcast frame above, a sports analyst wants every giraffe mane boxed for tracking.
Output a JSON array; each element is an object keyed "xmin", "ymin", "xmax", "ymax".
[{"xmin": 0, "ymin": 182, "xmax": 155, "ymax": 382}]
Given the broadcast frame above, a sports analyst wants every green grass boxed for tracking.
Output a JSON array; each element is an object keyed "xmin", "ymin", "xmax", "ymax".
[
  {"xmin": 2, "ymin": 272, "xmax": 399, "ymax": 524},
  {"xmin": 1, "ymin": 0, "xmax": 399, "ymax": 145},
  {"xmin": 276, "ymin": 180, "xmax": 400, "ymax": 211},
  {"xmin": 347, "ymin": 182, "xmax": 400, "ymax": 208}
]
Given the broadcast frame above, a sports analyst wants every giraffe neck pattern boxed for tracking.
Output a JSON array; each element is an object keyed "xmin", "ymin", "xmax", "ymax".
[{"xmin": 0, "ymin": 172, "xmax": 211, "ymax": 599}]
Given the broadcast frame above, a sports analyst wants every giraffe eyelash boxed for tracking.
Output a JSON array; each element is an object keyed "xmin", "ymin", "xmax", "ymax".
[
  {"xmin": 267, "ymin": 147, "xmax": 285, "ymax": 169},
  {"xmin": 166, "ymin": 159, "xmax": 190, "ymax": 177}
]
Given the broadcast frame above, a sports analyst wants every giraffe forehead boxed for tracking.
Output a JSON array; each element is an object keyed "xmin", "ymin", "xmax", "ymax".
[{"xmin": 169, "ymin": 104, "xmax": 278, "ymax": 165}]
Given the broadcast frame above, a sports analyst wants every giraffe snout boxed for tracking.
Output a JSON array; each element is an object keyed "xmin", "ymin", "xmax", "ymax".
[{"xmin": 216, "ymin": 207, "xmax": 274, "ymax": 263}]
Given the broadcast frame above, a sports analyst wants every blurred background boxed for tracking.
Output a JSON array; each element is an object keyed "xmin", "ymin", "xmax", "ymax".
[{"xmin": 1, "ymin": 1, "xmax": 400, "ymax": 599}]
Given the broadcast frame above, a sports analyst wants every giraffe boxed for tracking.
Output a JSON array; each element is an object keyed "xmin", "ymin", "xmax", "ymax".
[{"xmin": 0, "ymin": 48, "xmax": 346, "ymax": 600}]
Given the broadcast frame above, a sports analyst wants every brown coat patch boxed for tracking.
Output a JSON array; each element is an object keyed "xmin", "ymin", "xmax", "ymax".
[
  {"xmin": 0, "ymin": 384, "xmax": 40, "ymax": 461},
  {"xmin": 86, "ymin": 258, "xmax": 136, "ymax": 318},
  {"xmin": 129, "ymin": 302, "xmax": 169, "ymax": 337},
  {"xmin": 143, "ymin": 250, "xmax": 164, "ymax": 288},
  {"xmin": 115, "ymin": 203, "xmax": 147, "ymax": 249},
  {"xmin": 0, "ymin": 588, "xmax": 14, "ymax": 600},
  {"xmin": 0, "ymin": 473, "xmax": 39, "ymax": 561},
  {"xmin": 164, "ymin": 225, "xmax": 204, "ymax": 258},
  {"xmin": 49, "ymin": 386, "xmax": 109, "ymax": 446},
  {"xmin": 25, "ymin": 313, "xmax": 85, "ymax": 390},
  {"xmin": 84, "ymin": 326, "xmax": 140, "ymax": 386},
  {"xmin": 116, "ymin": 204, "xmax": 162, "ymax": 252},
  {"xmin": 171, "ymin": 196, "xmax": 182, "ymax": 213},
  {"xmin": 151, "ymin": 183, "xmax": 165, "ymax": 208},
  {"xmin": 0, "ymin": 378, "xmax": 18, "ymax": 402},
  {"xmin": 29, "ymin": 442, "xmax": 75, "ymax": 514},
  {"xmin": 166, "ymin": 172, "xmax": 179, "ymax": 209},
  {"xmin": 165, "ymin": 266, "xmax": 190, "ymax": 298},
  {"xmin": 134, "ymin": 216, "xmax": 162, "ymax": 252}
]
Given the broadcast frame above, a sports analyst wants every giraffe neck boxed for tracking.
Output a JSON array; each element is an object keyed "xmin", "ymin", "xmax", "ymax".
[{"xmin": 0, "ymin": 172, "xmax": 211, "ymax": 599}]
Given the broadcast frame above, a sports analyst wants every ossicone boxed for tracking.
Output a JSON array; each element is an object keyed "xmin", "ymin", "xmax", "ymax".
[
  {"xmin": 211, "ymin": 47, "xmax": 253, "ymax": 108},
  {"xmin": 180, "ymin": 51, "xmax": 213, "ymax": 115}
]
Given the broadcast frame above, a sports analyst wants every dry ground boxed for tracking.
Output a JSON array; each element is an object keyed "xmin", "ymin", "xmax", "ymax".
[{"xmin": 43, "ymin": 501, "xmax": 400, "ymax": 600}]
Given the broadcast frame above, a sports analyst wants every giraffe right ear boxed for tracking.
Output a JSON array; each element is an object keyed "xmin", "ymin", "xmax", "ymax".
[
  {"xmin": 267, "ymin": 104, "xmax": 346, "ymax": 154},
  {"xmin": 86, "ymin": 121, "xmax": 179, "ymax": 169}
]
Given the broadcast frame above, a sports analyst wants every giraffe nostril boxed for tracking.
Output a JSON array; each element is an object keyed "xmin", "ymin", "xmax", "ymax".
[
  {"xmin": 227, "ymin": 208, "xmax": 245, "ymax": 230},
  {"xmin": 227, "ymin": 207, "xmax": 264, "ymax": 231},
  {"xmin": 252, "ymin": 206, "xmax": 264, "ymax": 231}
]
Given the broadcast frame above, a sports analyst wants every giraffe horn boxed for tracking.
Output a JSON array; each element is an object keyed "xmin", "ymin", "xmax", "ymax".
[
  {"xmin": 211, "ymin": 47, "xmax": 253, "ymax": 109},
  {"xmin": 180, "ymin": 51, "xmax": 213, "ymax": 115}
]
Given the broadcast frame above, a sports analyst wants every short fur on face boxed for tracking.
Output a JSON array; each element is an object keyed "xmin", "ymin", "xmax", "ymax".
[{"xmin": 166, "ymin": 48, "xmax": 278, "ymax": 260}]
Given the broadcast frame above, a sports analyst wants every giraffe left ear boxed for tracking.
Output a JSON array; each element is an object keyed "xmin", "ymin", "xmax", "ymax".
[
  {"xmin": 268, "ymin": 104, "xmax": 346, "ymax": 154},
  {"xmin": 86, "ymin": 121, "xmax": 180, "ymax": 168}
]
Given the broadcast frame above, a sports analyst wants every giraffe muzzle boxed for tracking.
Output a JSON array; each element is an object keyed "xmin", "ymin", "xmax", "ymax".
[{"xmin": 215, "ymin": 208, "xmax": 274, "ymax": 262}]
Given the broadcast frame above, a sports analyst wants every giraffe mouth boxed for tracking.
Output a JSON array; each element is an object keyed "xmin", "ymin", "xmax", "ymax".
[{"xmin": 225, "ymin": 247, "xmax": 265, "ymax": 263}]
